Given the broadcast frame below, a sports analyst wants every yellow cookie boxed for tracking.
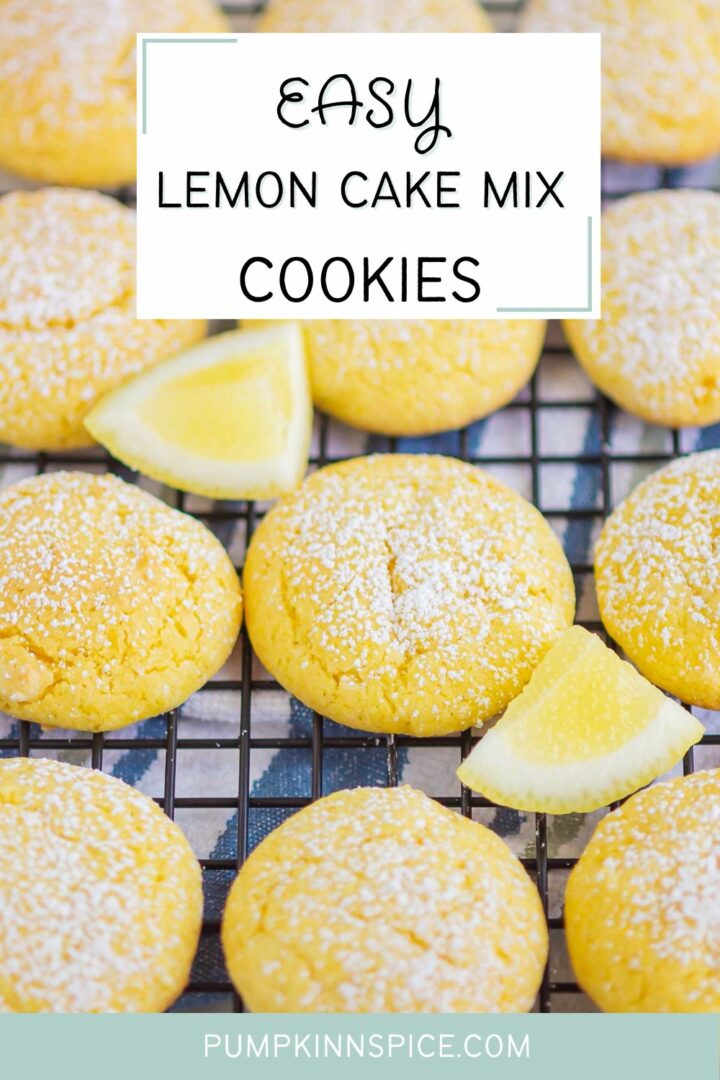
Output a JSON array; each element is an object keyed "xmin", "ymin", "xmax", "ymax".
[
  {"xmin": 300, "ymin": 320, "xmax": 546, "ymax": 436},
  {"xmin": 521, "ymin": 0, "xmax": 720, "ymax": 165},
  {"xmin": 0, "ymin": 757, "xmax": 202, "ymax": 1013},
  {"xmin": 565, "ymin": 770, "xmax": 720, "ymax": 1012},
  {"xmin": 0, "ymin": 188, "xmax": 205, "ymax": 450},
  {"xmin": 0, "ymin": 471, "xmax": 242, "ymax": 732},
  {"xmin": 244, "ymin": 454, "xmax": 575, "ymax": 736},
  {"xmin": 564, "ymin": 191, "xmax": 720, "ymax": 428},
  {"xmin": 0, "ymin": 0, "xmax": 229, "ymax": 187},
  {"xmin": 222, "ymin": 785, "xmax": 547, "ymax": 1012},
  {"xmin": 258, "ymin": 0, "xmax": 493, "ymax": 31},
  {"xmin": 595, "ymin": 450, "xmax": 720, "ymax": 709}
]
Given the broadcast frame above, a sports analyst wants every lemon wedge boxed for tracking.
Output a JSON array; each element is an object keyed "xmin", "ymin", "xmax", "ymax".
[
  {"xmin": 85, "ymin": 324, "xmax": 312, "ymax": 500},
  {"xmin": 457, "ymin": 626, "xmax": 703, "ymax": 814}
]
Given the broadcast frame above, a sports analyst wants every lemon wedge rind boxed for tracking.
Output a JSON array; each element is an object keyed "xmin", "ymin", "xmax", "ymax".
[
  {"xmin": 85, "ymin": 323, "xmax": 312, "ymax": 501},
  {"xmin": 457, "ymin": 626, "xmax": 703, "ymax": 814}
]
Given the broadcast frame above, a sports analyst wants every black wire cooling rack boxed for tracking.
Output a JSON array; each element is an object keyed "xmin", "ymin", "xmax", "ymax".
[{"xmin": 1, "ymin": 0, "xmax": 719, "ymax": 1014}]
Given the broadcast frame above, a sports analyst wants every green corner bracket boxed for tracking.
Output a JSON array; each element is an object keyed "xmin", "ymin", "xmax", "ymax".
[
  {"xmin": 141, "ymin": 36, "xmax": 238, "ymax": 136},
  {"xmin": 496, "ymin": 215, "xmax": 594, "ymax": 315}
]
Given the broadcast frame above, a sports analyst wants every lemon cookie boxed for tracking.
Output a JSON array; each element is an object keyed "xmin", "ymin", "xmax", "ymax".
[
  {"xmin": 258, "ymin": 0, "xmax": 493, "ymax": 32},
  {"xmin": 0, "ymin": 188, "xmax": 205, "ymax": 450},
  {"xmin": 564, "ymin": 191, "xmax": 720, "ymax": 428},
  {"xmin": 565, "ymin": 770, "xmax": 720, "ymax": 1012},
  {"xmin": 0, "ymin": 757, "xmax": 202, "ymax": 1012},
  {"xmin": 521, "ymin": 0, "xmax": 720, "ymax": 165},
  {"xmin": 0, "ymin": 0, "xmax": 230, "ymax": 187},
  {"xmin": 223, "ymin": 785, "xmax": 547, "ymax": 1012},
  {"xmin": 300, "ymin": 320, "xmax": 545, "ymax": 436},
  {"xmin": 0, "ymin": 471, "xmax": 242, "ymax": 732},
  {"xmin": 596, "ymin": 450, "xmax": 720, "ymax": 709},
  {"xmin": 244, "ymin": 454, "xmax": 575, "ymax": 736}
]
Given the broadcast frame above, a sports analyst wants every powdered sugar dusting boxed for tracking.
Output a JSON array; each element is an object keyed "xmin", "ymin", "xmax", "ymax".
[
  {"xmin": 245, "ymin": 454, "xmax": 574, "ymax": 736},
  {"xmin": 0, "ymin": 188, "xmax": 133, "ymax": 328},
  {"xmin": 0, "ymin": 757, "xmax": 202, "ymax": 1013},
  {"xmin": 569, "ymin": 770, "xmax": 720, "ymax": 1006},
  {"xmin": 595, "ymin": 450, "xmax": 720, "ymax": 707},
  {"xmin": 567, "ymin": 191, "xmax": 720, "ymax": 424},
  {"xmin": 521, "ymin": 0, "xmax": 720, "ymax": 162},
  {"xmin": 224, "ymin": 785, "xmax": 547, "ymax": 1012},
  {"xmin": 0, "ymin": 188, "xmax": 204, "ymax": 449},
  {"xmin": 0, "ymin": 471, "xmax": 241, "ymax": 731},
  {"xmin": 0, "ymin": 0, "xmax": 229, "ymax": 138}
]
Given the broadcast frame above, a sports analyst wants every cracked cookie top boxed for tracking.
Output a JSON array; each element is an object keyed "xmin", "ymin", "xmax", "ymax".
[
  {"xmin": 595, "ymin": 449, "xmax": 720, "ymax": 709},
  {"xmin": 0, "ymin": 756, "xmax": 202, "ymax": 1012},
  {"xmin": 244, "ymin": 453, "xmax": 575, "ymax": 737},
  {"xmin": 0, "ymin": 471, "xmax": 242, "ymax": 732},
  {"xmin": 222, "ymin": 784, "xmax": 548, "ymax": 1012},
  {"xmin": 0, "ymin": 188, "xmax": 205, "ymax": 450}
]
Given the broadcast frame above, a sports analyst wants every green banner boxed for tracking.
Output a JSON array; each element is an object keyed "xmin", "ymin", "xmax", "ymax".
[{"xmin": 1, "ymin": 1014, "xmax": 717, "ymax": 1079}]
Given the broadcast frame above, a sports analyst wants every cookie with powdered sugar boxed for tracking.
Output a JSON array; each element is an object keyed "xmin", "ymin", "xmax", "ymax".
[
  {"xmin": 564, "ymin": 190, "xmax": 720, "ymax": 429},
  {"xmin": 223, "ymin": 785, "xmax": 547, "ymax": 1012},
  {"xmin": 566, "ymin": 770, "xmax": 720, "ymax": 1012},
  {"xmin": 243, "ymin": 453, "xmax": 575, "ymax": 737},
  {"xmin": 296, "ymin": 320, "xmax": 547, "ymax": 437},
  {"xmin": 0, "ymin": 0, "xmax": 229, "ymax": 187},
  {"xmin": 595, "ymin": 450, "xmax": 720, "ymax": 709},
  {"xmin": 522, "ymin": 0, "xmax": 720, "ymax": 165},
  {"xmin": 0, "ymin": 757, "xmax": 203, "ymax": 1012},
  {"xmin": 0, "ymin": 188, "xmax": 205, "ymax": 450},
  {"xmin": 0, "ymin": 471, "xmax": 242, "ymax": 732}
]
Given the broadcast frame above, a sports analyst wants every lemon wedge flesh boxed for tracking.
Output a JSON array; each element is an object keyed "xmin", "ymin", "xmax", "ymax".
[
  {"xmin": 85, "ymin": 324, "xmax": 312, "ymax": 500},
  {"xmin": 457, "ymin": 626, "xmax": 703, "ymax": 813}
]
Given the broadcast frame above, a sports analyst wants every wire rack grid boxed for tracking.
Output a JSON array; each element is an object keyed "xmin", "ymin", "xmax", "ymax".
[{"xmin": 1, "ymin": 0, "xmax": 720, "ymax": 1015}]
